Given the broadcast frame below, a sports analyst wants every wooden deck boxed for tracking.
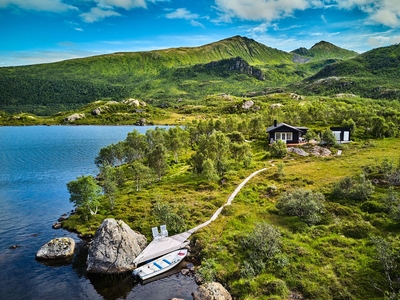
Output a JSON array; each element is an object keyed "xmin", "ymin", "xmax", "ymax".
[{"xmin": 133, "ymin": 167, "xmax": 269, "ymax": 266}]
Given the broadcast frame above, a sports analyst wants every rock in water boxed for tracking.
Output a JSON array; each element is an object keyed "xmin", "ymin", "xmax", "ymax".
[
  {"xmin": 192, "ymin": 282, "xmax": 232, "ymax": 300},
  {"xmin": 35, "ymin": 237, "xmax": 75, "ymax": 260},
  {"xmin": 86, "ymin": 218, "xmax": 147, "ymax": 274}
]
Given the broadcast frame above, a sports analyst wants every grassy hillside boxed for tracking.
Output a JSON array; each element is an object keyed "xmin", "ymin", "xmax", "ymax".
[
  {"xmin": 0, "ymin": 36, "xmax": 294, "ymax": 115},
  {"xmin": 292, "ymin": 41, "xmax": 358, "ymax": 61},
  {"xmin": 60, "ymin": 93, "xmax": 400, "ymax": 297},
  {"xmin": 296, "ymin": 44, "xmax": 400, "ymax": 99},
  {"xmin": 0, "ymin": 36, "xmax": 364, "ymax": 116}
]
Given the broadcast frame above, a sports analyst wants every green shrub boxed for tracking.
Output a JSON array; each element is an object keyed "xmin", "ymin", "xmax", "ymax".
[
  {"xmin": 341, "ymin": 221, "xmax": 376, "ymax": 239},
  {"xmin": 260, "ymin": 278, "xmax": 290, "ymax": 298},
  {"xmin": 240, "ymin": 222, "xmax": 282, "ymax": 276},
  {"xmin": 270, "ymin": 140, "xmax": 288, "ymax": 158},
  {"xmin": 197, "ymin": 258, "xmax": 217, "ymax": 283},
  {"xmin": 360, "ymin": 201, "xmax": 386, "ymax": 213},
  {"xmin": 332, "ymin": 173, "xmax": 374, "ymax": 201},
  {"xmin": 276, "ymin": 188, "xmax": 325, "ymax": 225}
]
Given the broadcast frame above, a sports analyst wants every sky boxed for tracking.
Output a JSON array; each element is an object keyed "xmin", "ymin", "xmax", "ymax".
[{"xmin": 1, "ymin": 0, "xmax": 400, "ymax": 67}]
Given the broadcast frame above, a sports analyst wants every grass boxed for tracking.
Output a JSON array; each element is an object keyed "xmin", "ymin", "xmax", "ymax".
[
  {"xmin": 190, "ymin": 138, "xmax": 400, "ymax": 299},
  {"xmin": 60, "ymin": 135, "xmax": 400, "ymax": 299}
]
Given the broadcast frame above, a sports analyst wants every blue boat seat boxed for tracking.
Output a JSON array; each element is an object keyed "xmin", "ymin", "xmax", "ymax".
[{"xmin": 153, "ymin": 262, "xmax": 163, "ymax": 269}]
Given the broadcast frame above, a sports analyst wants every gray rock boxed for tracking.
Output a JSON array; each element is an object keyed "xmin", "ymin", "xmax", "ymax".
[
  {"xmin": 86, "ymin": 218, "xmax": 147, "ymax": 274},
  {"xmin": 136, "ymin": 118, "xmax": 147, "ymax": 126},
  {"xmin": 192, "ymin": 282, "xmax": 232, "ymax": 300},
  {"xmin": 242, "ymin": 100, "xmax": 254, "ymax": 110},
  {"xmin": 288, "ymin": 147, "xmax": 309, "ymax": 156},
  {"xmin": 181, "ymin": 268, "xmax": 190, "ymax": 276},
  {"xmin": 35, "ymin": 237, "xmax": 75, "ymax": 260},
  {"xmin": 308, "ymin": 145, "xmax": 332, "ymax": 157},
  {"xmin": 122, "ymin": 98, "xmax": 146, "ymax": 107},
  {"xmin": 52, "ymin": 222, "xmax": 62, "ymax": 229},
  {"xmin": 64, "ymin": 113, "xmax": 85, "ymax": 122},
  {"xmin": 92, "ymin": 107, "xmax": 103, "ymax": 116}
]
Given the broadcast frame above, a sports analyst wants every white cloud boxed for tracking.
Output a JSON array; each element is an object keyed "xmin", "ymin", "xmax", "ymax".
[
  {"xmin": 0, "ymin": 49, "xmax": 95, "ymax": 67},
  {"xmin": 77, "ymin": 0, "xmax": 168, "ymax": 22},
  {"xmin": 165, "ymin": 8, "xmax": 199, "ymax": 20},
  {"xmin": 368, "ymin": 35, "xmax": 400, "ymax": 48},
  {"xmin": 369, "ymin": 7, "xmax": 399, "ymax": 27},
  {"xmin": 190, "ymin": 19, "xmax": 205, "ymax": 27},
  {"xmin": 214, "ymin": 0, "xmax": 310, "ymax": 22},
  {"xmin": 321, "ymin": 14, "xmax": 327, "ymax": 23},
  {"xmin": 80, "ymin": 7, "xmax": 121, "ymax": 22},
  {"xmin": 0, "ymin": 0, "xmax": 76, "ymax": 12},
  {"xmin": 213, "ymin": 0, "xmax": 400, "ymax": 28},
  {"xmin": 94, "ymin": 0, "xmax": 147, "ymax": 10},
  {"xmin": 165, "ymin": 8, "xmax": 205, "ymax": 27},
  {"xmin": 247, "ymin": 22, "xmax": 270, "ymax": 36},
  {"xmin": 334, "ymin": 0, "xmax": 400, "ymax": 28}
]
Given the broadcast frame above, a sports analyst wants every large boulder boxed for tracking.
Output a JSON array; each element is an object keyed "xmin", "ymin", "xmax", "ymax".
[
  {"xmin": 288, "ymin": 147, "xmax": 309, "ymax": 156},
  {"xmin": 64, "ymin": 113, "xmax": 85, "ymax": 122},
  {"xmin": 35, "ymin": 237, "xmax": 75, "ymax": 260},
  {"xmin": 308, "ymin": 145, "xmax": 332, "ymax": 157},
  {"xmin": 86, "ymin": 218, "xmax": 147, "ymax": 274},
  {"xmin": 92, "ymin": 107, "xmax": 103, "ymax": 116},
  {"xmin": 242, "ymin": 100, "xmax": 254, "ymax": 110},
  {"xmin": 192, "ymin": 282, "xmax": 232, "ymax": 300}
]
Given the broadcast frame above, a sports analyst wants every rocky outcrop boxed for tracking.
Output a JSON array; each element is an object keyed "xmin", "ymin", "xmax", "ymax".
[
  {"xmin": 135, "ymin": 118, "xmax": 147, "ymax": 126},
  {"xmin": 192, "ymin": 282, "xmax": 232, "ymax": 300},
  {"xmin": 122, "ymin": 98, "xmax": 146, "ymax": 107},
  {"xmin": 86, "ymin": 219, "xmax": 147, "ymax": 274},
  {"xmin": 35, "ymin": 237, "xmax": 75, "ymax": 260},
  {"xmin": 64, "ymin": 113, "xmax": 85, "ymax": 122},
  {"xmin": 289, "ymin": 93, "xmax": 304, "ymax": 101},
  {"xmin": 288, "ymin": 146, "xmax": 332, "ymax": 157},
  {"xmin": 92, "ymin": 107, "xmax": 103, "ymax": 116},
  {"xmin": 307, "ymin": 145, "xmax": 332, "ymax": 157},
  {"xmin": 203, "ymin": 57, "xmax": 265, "ymax": 81},
  {"xmin": 288, "ymin": 147, "xmax": 309, "ymax": 156},
  {"xmin": 242, "ymin": 100, "xmax": 254, "ymax": 110}
]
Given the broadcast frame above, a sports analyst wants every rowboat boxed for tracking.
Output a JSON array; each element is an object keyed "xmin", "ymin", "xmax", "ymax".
[{"xmin": 132, "ymin": 248, "xmax": 188, "ymax": 280}]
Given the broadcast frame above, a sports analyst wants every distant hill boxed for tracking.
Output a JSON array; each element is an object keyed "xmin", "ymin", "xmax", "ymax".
[
  {"xmin": 295, "ymin": 44, "xmax": 400, "ymax": 99},
  {"xmin": 292, "ymin": 41, "xmax": 358, "ymax": 62},
  {"xmin": 0, "ymin": 35, "xmax": 386, "ymax": 115}
]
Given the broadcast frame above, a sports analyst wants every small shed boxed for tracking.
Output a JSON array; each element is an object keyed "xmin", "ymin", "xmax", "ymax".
[
  {"xmin": 330, "ymin": 127, "xmax": 351, "ymax": 143},
  {"xmin": 267, "ymin": 121, "xmax": 308, "ymax": 144}
]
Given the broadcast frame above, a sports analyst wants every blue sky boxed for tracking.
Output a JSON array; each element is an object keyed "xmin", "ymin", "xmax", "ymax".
[{"xmin": 1, "ymin": 0, "xmax": 400, "ymax": 66}]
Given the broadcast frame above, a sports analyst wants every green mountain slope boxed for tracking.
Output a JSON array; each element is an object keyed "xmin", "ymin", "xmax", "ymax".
[
  {"xmin": 0, "ymin": 36, "xmax": 367, "ymax": 115},
  {"xmin": 292, "ymin": 41, "xmax": 358, "ymax": 61},
  {"xmin": 296, "ymin": 44, "xmax": 400, "ymax": 99},
  {"xmin": 0, "ymin": 36, "xmax": 296, "ymax": 114}
]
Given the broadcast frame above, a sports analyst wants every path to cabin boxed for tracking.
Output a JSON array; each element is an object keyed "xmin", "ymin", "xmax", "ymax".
[{"xmin": 133, "ymin": 166, "xmax": 270, "ymax": 266}]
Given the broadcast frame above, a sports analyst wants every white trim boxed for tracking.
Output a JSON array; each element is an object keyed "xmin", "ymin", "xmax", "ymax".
[{"xmin": 275, "ymin": 132, "xmax": 293, "ymax": 141}]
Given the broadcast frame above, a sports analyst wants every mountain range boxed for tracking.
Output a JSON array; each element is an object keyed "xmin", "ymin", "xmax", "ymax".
[{"xmin": 0, "ymin": 35, "xmax": 398, "ymax": 115}]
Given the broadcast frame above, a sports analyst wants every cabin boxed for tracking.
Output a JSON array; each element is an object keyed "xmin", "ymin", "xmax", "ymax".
[
  {"xmin": 266, "ymin": 121, "xmax": 308, "ymax": 144},
  {"xmin": 330, "ymin": 127, "xmax": 351, "ymax": 143}
]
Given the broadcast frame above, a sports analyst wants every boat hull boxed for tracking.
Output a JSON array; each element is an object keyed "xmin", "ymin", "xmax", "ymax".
[{"xmin": 133, "ymin": 249, "xmax": 188, "ymax": 280}]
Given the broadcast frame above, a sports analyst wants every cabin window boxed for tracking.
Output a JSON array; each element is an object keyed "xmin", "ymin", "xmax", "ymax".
[
  {"xmin": 275, "ymin": 132, "xmax": 293, "ymax": 141},
  {"xmin": 332, "ymin": 131, "xmax": 341, "ymax": 141}
]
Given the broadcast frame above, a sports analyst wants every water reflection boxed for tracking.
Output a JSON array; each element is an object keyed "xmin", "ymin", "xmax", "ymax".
[{"xmin": 88, "ymin": 273, "xmax": 136, "ymax": 300}]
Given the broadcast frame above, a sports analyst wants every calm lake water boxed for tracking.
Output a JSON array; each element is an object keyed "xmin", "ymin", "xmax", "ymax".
[{"xmin": 0, "ymin": 126, "xmax": 197, "ymax": 300}]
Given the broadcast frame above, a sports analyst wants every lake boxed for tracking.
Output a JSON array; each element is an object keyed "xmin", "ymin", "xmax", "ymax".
[{"xmin": 0, "ymin": 126, "xmax": 197, "ymax": 300}]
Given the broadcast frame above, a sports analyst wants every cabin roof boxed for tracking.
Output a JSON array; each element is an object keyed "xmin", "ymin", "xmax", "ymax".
[{"xmin": 266, "ymin": 122, "xmax": 308, "ymax": 133}]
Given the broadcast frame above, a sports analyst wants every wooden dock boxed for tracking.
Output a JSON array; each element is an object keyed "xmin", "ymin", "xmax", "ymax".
[{"xmin": 133, "ymin": 167, "xmax": 269, "ymax": 266}]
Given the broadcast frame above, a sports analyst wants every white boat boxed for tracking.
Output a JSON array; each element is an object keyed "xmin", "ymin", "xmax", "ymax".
[{"xmin": 132, "ymin": 248, "xmax": 188, "ymax": 280}]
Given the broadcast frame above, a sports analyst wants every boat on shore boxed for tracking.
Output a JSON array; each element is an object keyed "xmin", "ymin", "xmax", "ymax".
[{"xmin": 132, "ymin": 249, "xmax": 188, "ymax": 280}]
